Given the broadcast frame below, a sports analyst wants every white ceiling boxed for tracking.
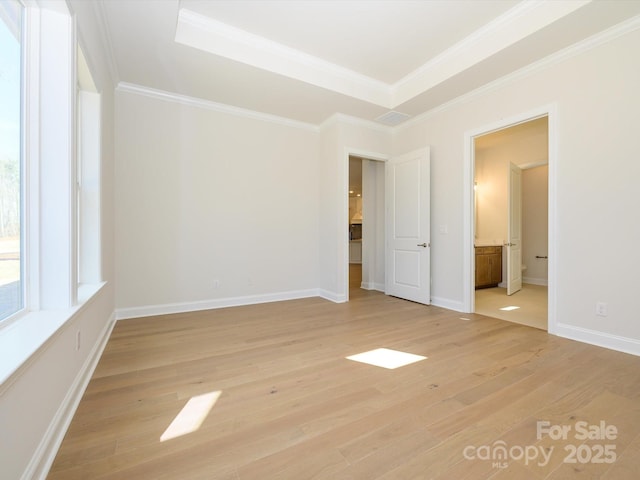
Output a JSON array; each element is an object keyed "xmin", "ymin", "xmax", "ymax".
[
  {"xmin": 179, "ymin": 0, "xmax": 519, "ymax": 84},
  {"xmin": 92, "ymin": 0, "xmax": 640, "ymax": 126}
]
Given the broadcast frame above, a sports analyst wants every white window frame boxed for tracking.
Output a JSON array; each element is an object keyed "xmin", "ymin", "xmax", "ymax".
[
  {"xmin": 76, "ymin": 44, "xmax": 102, "ymax": 289},
  {"xmin": 0, "ymin": 0, "xmax": 105, "ymax": 388}
]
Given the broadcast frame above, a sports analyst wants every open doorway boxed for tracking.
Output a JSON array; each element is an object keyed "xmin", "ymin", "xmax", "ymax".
[
  {"xmin": 347, "ymin": 155, "xmax": 386, "ymax": 299},
  {"xmin": 348, "ymin": 157, "xmax": 363, "ymax": 289},
  {"xmin": 473, "ymin": 116, "xmax": 549, "ymax": 330}
]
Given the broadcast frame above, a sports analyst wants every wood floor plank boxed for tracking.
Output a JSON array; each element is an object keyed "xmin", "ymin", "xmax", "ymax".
[{"xmin": 48, "ymin": 290, "xmax": 640, "ymax": 479}]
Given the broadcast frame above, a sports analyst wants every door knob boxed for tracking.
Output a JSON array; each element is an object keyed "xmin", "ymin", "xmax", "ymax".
[{"xmin": 417, "ymin": 243, "xmax": 429, "ymax": 248}]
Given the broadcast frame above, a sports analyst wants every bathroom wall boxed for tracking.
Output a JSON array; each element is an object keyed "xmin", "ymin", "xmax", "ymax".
[{"xmin": 474, "ymin": 152, "xmax": 508, "ymax": 246}]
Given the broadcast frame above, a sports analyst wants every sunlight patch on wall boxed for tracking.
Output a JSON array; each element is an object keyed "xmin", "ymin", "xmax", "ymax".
[
  {"xmin": 346, "ymin": 348, "xmax": 426, "ymax": 369},
  {"xmin": 500, "ymin": 306, "xmax": 520, "ymax": 311},
  {"xmin": 160, "ymin": 390, "xmax": 221, "ymax": 442}
]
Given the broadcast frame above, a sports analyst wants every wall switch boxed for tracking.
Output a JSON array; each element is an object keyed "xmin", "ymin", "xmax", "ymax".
[
  {"xmin": 76, "ymin": 330, "xmax": 81, "ymax": 351},
  {"xmin": 213, "ymin": 279, "xmax": 220, "ymax": 289},
  {"xmin": 596, "ymin": 302, "xmax": 608, "ymax": 317}
]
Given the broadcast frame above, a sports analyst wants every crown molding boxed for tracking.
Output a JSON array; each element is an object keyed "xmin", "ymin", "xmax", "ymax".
[
  {"xmin": 320, "ymin": 113, "xmax": 392, "ymax": 134},
  {"xmin": 116, "ymin": 82, "xmax": 320, "ymax": 132},
  {"xmin": 91, "ymin": 0, "xmax": 120, "ymax": 84},
  {"xmin": 175, "ymin": 8, "xmax": 392, "ymax": 108},
  {"xmin": 116, "ymin": 12, "xmax": 640, "ymax": 136},
  {"xmin": 391, "ymin": 0, "xmax": 589, "ymax": 105},
  {"xmin": 396, "ymin": 13, "xmax": 640, "ymax": 133},
  {"xmin": 174, "ymin": 1, "xmax": 591, "ymax": 113}
]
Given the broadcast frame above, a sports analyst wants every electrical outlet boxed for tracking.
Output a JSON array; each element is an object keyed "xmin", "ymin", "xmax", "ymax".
[
  {"xmin": 596, "ymin": 302, "xmax": 608, "ymax": 317},
  {"xmin": 76, "ymin": 330, "xmax": 81, "ymax": 351}
]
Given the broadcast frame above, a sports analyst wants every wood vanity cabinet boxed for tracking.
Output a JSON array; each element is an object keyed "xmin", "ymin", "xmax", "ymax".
[{"xmin": 475, "ymin": 246, "xmax": 502, "ymax": 289}]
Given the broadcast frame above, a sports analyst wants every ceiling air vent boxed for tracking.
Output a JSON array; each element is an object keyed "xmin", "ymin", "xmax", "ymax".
[{"xmin": 375, "ymin": 111, "xmax": 411, "ymax": 126}]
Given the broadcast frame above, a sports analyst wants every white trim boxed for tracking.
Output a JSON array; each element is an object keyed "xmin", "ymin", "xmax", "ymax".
[
  {"xmin": 360, "ymin": 282, "xmax": 385, "ymax": 292},
  {"xmin": 320, "ymin": 113, "xmax": 392, "ymax": 134},
  {"xmin": 0, "ymin": 282, "xmax": 107, "ymax": 391},
  {"xmin": 77, "ymin": 90, "xmax": 102, "ymax": 285},
  {"xmin": 397, "ymin": 14, "xmax": 640, "ymax": 133},
  {"xmin": 342, "ymin": 148, "xmax": 390, "ymax": 164},
  {"xmin": 116, "ymin": 82, "xmax": 319, "ymax": 133},
  {"xmin": 21, "ymin": 311, "xmax": 116, "ymax": 480},
  {"xmin": 116, "ymin": 289, "xmax": 323, "ymax": 320},
  {"xmin": 25, "ymin": 2, "xmax": 41, "ymax": 313},
  {"xmin": 555, "ymin": 323, "xmax": 640, "ymax": 358},
  {"xmin": 520, "ymin": 160, "xmax": 548, "ymax": 170},
  {"xmin": 463, "ymin": 104, "xmax": 557, "ymax": 336},
  {"xmin": 318, "ymin": 289, "xmax": 346, "ymax": 304},
  {"xmin": 37, "ymin": 5, "xmax": 77, "ymax": 309},
  {"xmin": 546, "ymin": 104, "xmax": 558, "ymax": 334},
  {"xmin": 112, "ymin": 14, "xmax": 640, "ymax": 136},
  {"xmin": 342, "ymin": 148, "xmax": 390, "ymax": 303},
  {"xmin": 174, "ymin": 2, "xmax": 591, "ymax": 111},
  {"xmin": 523, "ymin": 276, "xmax": 548, "ymax": 286},
  {"xmin": 431, "ymin": 296, "xmax": 465, "ymax": 313},
  {"xmin": 392, "ymin": 0, "xmax": 589, "ymax": 106},
  {"xmin": 175, "ymin": 8, "xmax": 391, "ymax": 108},
  {"xmin": 88, "ymin": 0, "xmax": 119, "ymax": 84},
  {"xmin": 462, "ymin": 130, "xmax": 475, "ymax": 315}
]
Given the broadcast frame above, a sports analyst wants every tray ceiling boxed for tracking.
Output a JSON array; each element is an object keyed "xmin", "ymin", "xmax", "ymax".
[{"xmin": 92, "ymin": 0, "xmax": 640, "ymax": 126}]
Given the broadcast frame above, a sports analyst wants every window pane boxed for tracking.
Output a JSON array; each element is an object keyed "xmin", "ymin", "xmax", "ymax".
[{"xmin": 0, "ymin": 1, "xmax": 23, "ymax": 321}]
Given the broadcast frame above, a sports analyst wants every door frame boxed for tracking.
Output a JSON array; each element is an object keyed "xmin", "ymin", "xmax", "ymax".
[
  {"xmin": 507, "ymin": 162, "xmax": 523, "ymax": 296},
  {"xmin": 462, "ymin": 104, "xmax": 557, "ymax": 334},
  {"xmin": 343, "ymin": 148, "xmax": 390, "ymax": 302}
]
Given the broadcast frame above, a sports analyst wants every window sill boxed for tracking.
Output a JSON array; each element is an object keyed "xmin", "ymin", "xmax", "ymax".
[{"xmin": 0, "ymin": 281, "xmax": 107, "ymax": 391}]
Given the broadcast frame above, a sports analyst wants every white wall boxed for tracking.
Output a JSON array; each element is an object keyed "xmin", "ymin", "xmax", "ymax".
[
  {"xmin": 522, "ymin": 165, "xmax": 548, "ymax": 284},
  {"xmin": 115, "ymin": 91, "xmax": 320, "ymax": 317},
  {"xmin": 393, "ymin": 26, "xmax": 640, "ymax": 350},
  {"xmin": 0, "ymin": 2, "xmax": 116, "ymax": 478}
]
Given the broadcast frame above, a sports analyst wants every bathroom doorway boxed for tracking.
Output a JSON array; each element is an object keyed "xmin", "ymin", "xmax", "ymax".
[{"xmin": 473, "ymin": 116, "xmax": 549, "ymax": 330}]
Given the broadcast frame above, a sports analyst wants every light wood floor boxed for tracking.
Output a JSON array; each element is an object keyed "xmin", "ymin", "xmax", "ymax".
[
  {"xmin": 349, "ymin": 263, "xmax": 362, "ymax": 288},
  {"xmin": 49, "ymin": 290, "xmax": 640, "ymax": 479},
  {"xmin": 475, "ymin": 284, "xmax": 548, "ymax": 331}
]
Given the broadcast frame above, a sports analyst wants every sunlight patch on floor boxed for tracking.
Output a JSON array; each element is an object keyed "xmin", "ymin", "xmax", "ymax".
[
  {"xmin": 160, "ymin": 390, "xmax": 221, "ymax": 442},
  {"xmin": 346, "ymin": 348, "xmax": 427, "ymax": 369}
]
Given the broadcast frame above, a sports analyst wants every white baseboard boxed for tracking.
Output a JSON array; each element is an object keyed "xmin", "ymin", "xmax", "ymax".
[
  {"xmin": 554, "ymin": 323, "xmax": 640, "ymax": 357},
  {"xmin": 24, "ymin": 312, "xmax": 116, "ymax": 480},
  {"xmin": 318, "ymin": 289, "xmax": 346, "ymax": 303},
  {"xmin": 116, "ymin": 289, "xmax": 323, "ymax": 320},
  {"xmin": 431, "ymin": 296, "xmax": 465, "ymax": 312},
  {"xmin": 523, "ymin": 277, "xmax": 548, "ymax": 286},
  {"xmin": 360, "ymin": 282, "xmax": 384, "ymax": 292}
]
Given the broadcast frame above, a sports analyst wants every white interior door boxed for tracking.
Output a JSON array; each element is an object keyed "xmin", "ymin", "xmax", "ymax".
[
  {"xmin": 507, "ymin": 162, "xmax": 522, "ymax": 295},
  {"xmin": 385, "ymin": 148, "xmax": 430, "ymax": 304}
]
